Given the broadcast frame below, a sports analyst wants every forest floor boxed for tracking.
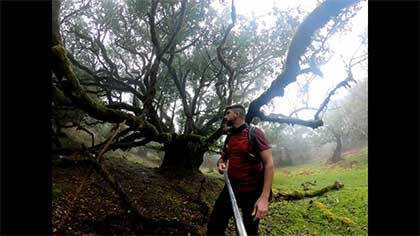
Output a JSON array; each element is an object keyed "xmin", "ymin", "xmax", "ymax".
[
  {"xmin": 52, "ymin": 127, "xmax": 367, "ymax": 235},
  {"xmin": 52, "ymin": 150, "xmax": 224, "ymax": 235}
]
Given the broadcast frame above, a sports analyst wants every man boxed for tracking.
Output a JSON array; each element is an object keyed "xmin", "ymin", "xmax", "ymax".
[{"xmin": 207, "ymin": 104, "xmax": 274, "ymax": 236}]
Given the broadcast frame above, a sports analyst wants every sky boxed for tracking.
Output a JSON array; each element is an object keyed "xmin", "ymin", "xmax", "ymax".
[{"xmin": 213, "ymin": 0, "xmax": 368, "ymax": 120}]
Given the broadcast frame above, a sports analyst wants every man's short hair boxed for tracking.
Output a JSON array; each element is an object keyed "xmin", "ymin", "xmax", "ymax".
[{"xmin": 225, "ymin": 104, "xmax": 246, "ymax": 117}]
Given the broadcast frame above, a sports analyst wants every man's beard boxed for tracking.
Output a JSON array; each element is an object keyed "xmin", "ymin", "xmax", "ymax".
[{"xmin": 226, "ymin": 120, "xmax": 234, "ymax": 126}]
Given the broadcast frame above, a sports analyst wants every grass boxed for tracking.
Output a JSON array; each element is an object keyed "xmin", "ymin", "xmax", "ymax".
[
  {"xmin": 200, "ymin": 167, "xmax": 224, "ymax": 179},
  {"xmin": 259, "ymin": 148, "xmax": 368, "ymax": 236}
]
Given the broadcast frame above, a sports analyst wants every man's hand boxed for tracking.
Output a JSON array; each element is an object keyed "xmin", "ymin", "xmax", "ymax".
[
  {"xmin": 217, "ymin": 159, "xmax": 228, "ymax": 175},
  {"xmin": 252, "ymin": 197, "xmax": 269, "ymax": 221},
  {"xmin": 222, "ymin": 125, "xmax": 232, "ymax": 134}
]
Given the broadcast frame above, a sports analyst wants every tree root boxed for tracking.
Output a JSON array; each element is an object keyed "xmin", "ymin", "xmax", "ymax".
[{"xmin": 273, "ymin": 181, "xmax": 344, "ymax": 201}]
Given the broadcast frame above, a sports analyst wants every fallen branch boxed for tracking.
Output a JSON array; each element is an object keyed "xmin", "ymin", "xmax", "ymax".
[
  {"xmin": 55, "ymin": 119, "xmax": 161, "ymax": 235},
  {"xmin": 273, "ymin": 181, "xmax": 344, "ymax": 201},
  {"xmin": 56, "ymin": 121, "xmax": 124, "ymax": 234}
]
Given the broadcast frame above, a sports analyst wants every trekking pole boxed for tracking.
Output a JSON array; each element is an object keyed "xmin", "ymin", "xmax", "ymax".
[{"xmin": 224, "ymin": 170, "xmax": 248, "ymax": 236}]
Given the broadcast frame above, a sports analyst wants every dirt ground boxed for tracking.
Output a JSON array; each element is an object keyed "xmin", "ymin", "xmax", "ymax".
[{"xmin": 52, "ymin": 156, "xmax": 224, "ymax": 235}]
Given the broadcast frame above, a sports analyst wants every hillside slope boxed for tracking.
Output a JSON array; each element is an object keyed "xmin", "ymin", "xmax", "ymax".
[{"xmin": 260, "ymin": 148, "xmax": 368, "ymax": 236}]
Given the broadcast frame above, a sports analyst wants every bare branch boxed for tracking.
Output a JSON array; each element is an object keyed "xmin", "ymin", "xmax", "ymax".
[
  {"xmin": 68, "ymin": 53, "xmax": 146, "ymax": 102},
  {"xmin": 216, "ymin": 0, "xmax": 237, "ymax": 105},
  {"xmin": 60, "ymin": 0, "xmax": 92, "ymax": 26},
  {"xmin": 314, "ymin": 75, "xmax": 356, "ymax": 120},
  {"xmin": 288, "ymin": 107, "xmax": 319, "ymax": 117},
  {"xmin": 314, "ymin": 39, "xmax": 365, "ymax": 120},
  {"xmin": 246, "ymin": 0, "xmax": 359, "ymax": 126}
]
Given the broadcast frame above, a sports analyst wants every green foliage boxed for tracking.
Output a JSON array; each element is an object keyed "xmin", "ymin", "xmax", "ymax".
[
  {"xmin": 59, "ymin": 0, "xmax": 303, "ymax": 134},
  {"xmin": 259, "ymin": 149, "xmax": 367, "ymax": 236}
]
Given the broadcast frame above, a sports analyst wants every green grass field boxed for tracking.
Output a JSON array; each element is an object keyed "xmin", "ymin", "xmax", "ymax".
[{"xmin": 259, "ymin": 148, "xmax": 368, "ymax": 236}]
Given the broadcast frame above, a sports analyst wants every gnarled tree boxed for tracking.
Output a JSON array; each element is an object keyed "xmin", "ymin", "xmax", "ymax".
[{"xmin": 52, "ymin": 0, "xmax": 362, "ymax": 175}]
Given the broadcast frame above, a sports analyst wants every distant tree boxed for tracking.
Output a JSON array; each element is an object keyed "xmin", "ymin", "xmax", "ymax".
[
  {"xmin": 308, "ymin": 76, "xmax": 367, "ymax": 163},
  {"xmin": 339, "ymin": 77, "xmax": 368, "ymax": 149},
  {"xmin": 260, "ymin": 123, "xmax": 292, "ymax": 167}
]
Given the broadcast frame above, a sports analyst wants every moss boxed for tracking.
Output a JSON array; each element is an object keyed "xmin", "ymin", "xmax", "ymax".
[
  {"xmin": 52, "ymin": 45, "xmax": 67, "ymax": 62},
  {"xmin": 291, "ymin": 190, "xmax": 304, "ymax": 199},
  {"xmin": 52, "ymin": 34, "xmax": 62, "ymax": 47},
  {"xmin": 313, "ymin": 201, "xmax": 354, "ymax": 225},
  {"xmin": 52, "ymin": 183, "xmax": 62, "ymax": 201},
  {"xmin": 339, "ymin": 216, "xmax": 354, "ymax": 225},
  {"xmin": 52, "ymin": 85, "xmax": 71, "ymax": 105}
]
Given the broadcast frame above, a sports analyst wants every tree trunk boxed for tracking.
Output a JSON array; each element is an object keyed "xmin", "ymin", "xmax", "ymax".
[
  {"xmin": 184, "ymin": 115, "xmax": 194, "ymax": 134},
  {"xmin": 328, "ymin": 133, "xmax": 342, "ymax": 163},
  {"xmin": 160, "ymin": 134, "xmax": 206, "ymax": 176}
]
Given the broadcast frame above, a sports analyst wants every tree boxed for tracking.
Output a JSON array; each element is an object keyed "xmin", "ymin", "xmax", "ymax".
[
  {"xmin": 304, "ymin": 75, "xmax": 367, "ymax": 164},
  {"xmin": 52, "ymin": 0, "xmax": 363, "ymax": 175},
  {"xmin": 339, "ymin": 77, "xmax": 368, "ymax": 148}
]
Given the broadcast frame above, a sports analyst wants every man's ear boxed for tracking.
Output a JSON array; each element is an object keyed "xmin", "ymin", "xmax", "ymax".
[{"xmin": 234, "ymin": 112, "xmax": 239, "ymax": 119}]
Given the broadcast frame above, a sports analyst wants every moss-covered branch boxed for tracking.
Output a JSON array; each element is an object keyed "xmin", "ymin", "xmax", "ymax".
[{"xmin": 273, "ymin": 181, "xmax": 344, "ymax": 201}]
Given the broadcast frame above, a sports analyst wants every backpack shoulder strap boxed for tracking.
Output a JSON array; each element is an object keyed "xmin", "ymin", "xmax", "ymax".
[
  {"xmin": 248, "ymin": 125, "xmax": 256, "ymax": 145},
  {"xmin": 248, "ymin": 125, "xmax": 259, "ymax": 158}
]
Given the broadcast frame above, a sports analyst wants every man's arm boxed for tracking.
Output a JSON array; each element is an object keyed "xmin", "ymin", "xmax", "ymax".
[
  {"xmin": 252, "ymin": 148, "xmax": 274, "ymax": 221},
  {"xmin": 217, "ymin": 132, "xmax": 231, "ymax": 174},
  {"xmin": 260, "ymin": 149, "xmax": 274, "ymax": 199}
]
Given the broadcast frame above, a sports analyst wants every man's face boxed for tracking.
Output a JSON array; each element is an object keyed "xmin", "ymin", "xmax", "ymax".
[{"xmin": 223, "ymin": 109, "xmax": 238, "ymax": 126}]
